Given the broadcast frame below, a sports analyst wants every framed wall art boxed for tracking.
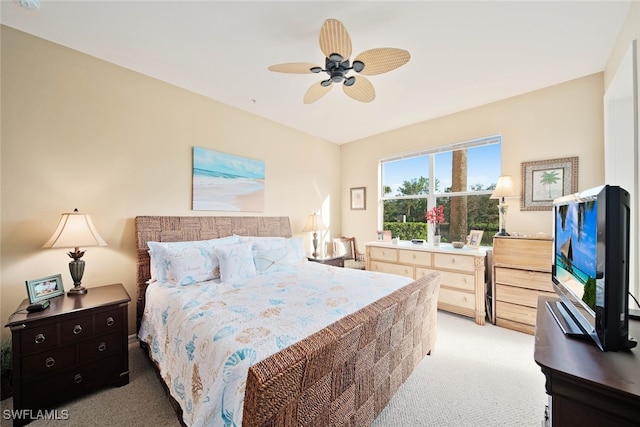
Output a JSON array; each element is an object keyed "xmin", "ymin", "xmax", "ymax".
[
  {"xmin": 521, "ymin": 157, "xmax": 578, "ymax": 211},
  {"xmin": 26, "ymin": 274, "xmax": 64, "ymax": 304},
  {"xmin": 350, "ymin": 187, "xmax": 366, "ymax": 210}
]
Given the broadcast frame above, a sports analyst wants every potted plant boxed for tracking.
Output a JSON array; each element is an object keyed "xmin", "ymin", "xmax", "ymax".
[
  {"xmin": 425, "ymin": 205, "xmax": 445, "ymax": 245},
  {"xmin": 1, "ymin": 337, "xmax": 12, "ymax": 400}
]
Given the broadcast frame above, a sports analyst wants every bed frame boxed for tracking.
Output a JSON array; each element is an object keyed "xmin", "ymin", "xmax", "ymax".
[{"xmin": 135, "ymin": 215, "xmax": 441, "ymax": 426}]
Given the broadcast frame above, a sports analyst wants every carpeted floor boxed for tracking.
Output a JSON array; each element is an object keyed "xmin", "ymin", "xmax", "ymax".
[{"xmin": 0, "ymin": 311, "xmax": 548, "ymax": 426}]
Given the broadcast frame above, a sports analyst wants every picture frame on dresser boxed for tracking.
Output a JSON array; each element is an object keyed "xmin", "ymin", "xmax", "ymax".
[
  {"xmin": 25, "ymin": 274, "xmax": 64, "ymax": 303},
  {"xmin": 467, "ymin": 230, "xmax": 483, "ymax": 249}
]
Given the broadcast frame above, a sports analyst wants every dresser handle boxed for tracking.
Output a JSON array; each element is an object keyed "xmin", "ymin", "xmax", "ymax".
[
  {"xmin": 74, "ymin": 374, "xmax": 83, "ymax": 384},
  {"xmin": 106, "ymin": 317, "xmax": 115, "ymax": 327},
  {"xmin": 34, "ymin": 333, "xmax": 46, "ymax": 344},
  {"xmin": 45, "ymin": 357, "xmax": 55, "ymax": 368},
  {"xmin": 73, "ymin": 324, "xmax": 83, "ymax": 335},
  {"xmin": 98, "ymin": 342, "xmax": 107, "ymax": 352}
]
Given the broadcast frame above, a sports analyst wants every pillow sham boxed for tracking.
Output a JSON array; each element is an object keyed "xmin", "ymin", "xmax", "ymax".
[
  {"xmin": 216, "ymin": 242, "xmax": 257, "ymax": 282},
  {"xmin": 239, "ymin": 236, "xmax": 306, "ymax": 273},
  {"xmin": 147, "ymin": 235, "xmax": 239, "ymax": 285}
]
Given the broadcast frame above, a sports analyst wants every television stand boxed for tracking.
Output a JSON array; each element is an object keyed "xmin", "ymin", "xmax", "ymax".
[{"xmin": 535, "ymin": 296, "xmax": 640, "ymax": 427}]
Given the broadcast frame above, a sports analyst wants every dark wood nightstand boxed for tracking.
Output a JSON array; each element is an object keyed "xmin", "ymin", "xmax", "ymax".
[
  {"xmin": 5, "ymin": 283, "xmax": 130, "ymax": 426},
  {"xmin": 307, "ymin": 255, "xmax": 344, "ymax": 267}
]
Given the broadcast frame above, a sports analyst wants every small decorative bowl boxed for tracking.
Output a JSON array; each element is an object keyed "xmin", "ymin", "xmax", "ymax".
[{"xmin": 452, "ymin": 241, "xmax": 465, "ymax": 249}]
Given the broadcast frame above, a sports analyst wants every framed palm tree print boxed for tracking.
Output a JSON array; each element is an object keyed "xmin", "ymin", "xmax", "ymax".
[{"xmin": 521, "ymin": 157, "xmax": 578, "ymax": 211}]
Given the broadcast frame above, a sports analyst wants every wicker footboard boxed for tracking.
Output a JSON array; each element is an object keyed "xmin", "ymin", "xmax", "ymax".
[{"xmin": 243, "ymin": 271, "xmax": 441, "ymax": 426}]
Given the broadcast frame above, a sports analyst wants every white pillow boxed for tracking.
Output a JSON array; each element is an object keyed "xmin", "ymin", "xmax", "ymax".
[
  {"xmin": 238, "ymin": 236, "xmax": 306, "ymax": 273},
  {"xmin": 216, "ymin": 242, "xmax": 257, "ymax": 282},
  {"xmin": 147, "ymin": 235, "xmax": 239, "ymax": 285}
]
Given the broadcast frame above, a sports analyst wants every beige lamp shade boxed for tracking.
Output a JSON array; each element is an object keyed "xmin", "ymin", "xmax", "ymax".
[
  {"xmin": 43, "ymin": 210, "xmax": 107, "ymax": 249},
  {"xmin": 302, "ymin": 213, "xmax": 327, "ymax": 232},
  {"xmin": 490, "ymin": 176, "xmax": 517, "ymax": 199}
]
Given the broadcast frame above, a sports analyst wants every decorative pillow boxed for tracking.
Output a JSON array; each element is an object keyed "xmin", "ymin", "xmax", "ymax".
[
  {"xmin": 216, "ymin": 242, "xmax": 257, "ymax": 282},
  {"xmin": 147, "ymin": 236, "xmax": 239, "ymax": 285},
  {"xmin": 333, "ymin": 238, "xmax": 354, "ymax": 260},
  {"xmin": 239, "ymin": 236, "xmax": 306, "ymax": 273}
]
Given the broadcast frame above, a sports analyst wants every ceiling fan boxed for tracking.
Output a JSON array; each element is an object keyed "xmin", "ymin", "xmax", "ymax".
[{"xmin": 268, "ymin": 19, "xmax": 410, "ymax": 104}]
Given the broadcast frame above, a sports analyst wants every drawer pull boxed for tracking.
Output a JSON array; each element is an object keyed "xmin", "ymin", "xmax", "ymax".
[
  {"xmin": 45, "ymin": 357, "xmax": 55, "ymax": 368},
  {"xmin": 98, "ymin": 342, "xmax": 107, "ymax": 352},
  {"xmin": 73, "ymin": 324, "xmax": 83, "ymax": 335},
  {"xmin": 106, "ymin": 317, "xmax": 115, "ymax": 327},
  {"xmin": 74, "ymin": 374, "xmax": 83, "ymax": 384},
  {"xmin": 35, "ymin": 333, "xmax": 46, "ymax": 344}
]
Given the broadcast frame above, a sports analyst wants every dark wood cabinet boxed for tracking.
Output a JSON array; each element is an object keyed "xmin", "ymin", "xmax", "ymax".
[
  {"xmin": 5, "ymin": 284, "xmax": 130, "ymax": 426},
  {"xmin": 534, "ymin": 296, "xmax": 640, "ymax": 426}
]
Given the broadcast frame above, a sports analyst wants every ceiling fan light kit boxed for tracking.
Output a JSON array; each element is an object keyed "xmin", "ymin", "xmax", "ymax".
[{"xmin": 268, "ymin": 18, "xmax": 410, "ymax": 104}]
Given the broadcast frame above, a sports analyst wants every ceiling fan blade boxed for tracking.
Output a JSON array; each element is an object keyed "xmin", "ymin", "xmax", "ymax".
[
  {"xmin": 268, "ymin": 62, "xmax": 320, "ymax": 74},
  {"xmin": 353, "ymin": 48, "xmax": 411, "ymax": 76},
  {"xmin": 343, "ymin": 76, "xmax": 375, "ymax": 103},
  {"xmin": 304, "ymin": 81, "xmax": 332, "ymax": 104},
  {"xmin": 319, "ymin": 19, "xmax": 352, "ymax": 60}
]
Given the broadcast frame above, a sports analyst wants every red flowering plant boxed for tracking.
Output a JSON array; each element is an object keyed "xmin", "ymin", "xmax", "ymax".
[{"xmin": 425, "ymin": 205, "xmax": 445, "ymax": 236}]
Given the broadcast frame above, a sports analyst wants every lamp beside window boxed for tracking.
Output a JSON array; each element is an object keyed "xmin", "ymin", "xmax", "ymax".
[
  {"xmin": 490, "ymin": 176, "xmax": 517, "ymax": 236},
  {"xmin": 302, "ymin": 213, "xmax": 327, "ymax": 258},
  {"xmin": 42, "ymin": 209, "xmax": 107, "ymax": 295}
]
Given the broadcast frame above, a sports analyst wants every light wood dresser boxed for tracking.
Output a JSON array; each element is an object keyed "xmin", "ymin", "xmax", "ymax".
[
  {"xmin": 366, "ymin": 241, "xmax": 487, "ymax": 325},
  {"xmin": 492, "ymin": 235, "xmax": 553, "ymax": 334}
]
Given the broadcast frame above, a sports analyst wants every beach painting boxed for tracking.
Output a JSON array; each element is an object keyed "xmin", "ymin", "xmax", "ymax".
[{"xmin": 192, "ymin": 147, "xmax": 265, "ymax": 211}]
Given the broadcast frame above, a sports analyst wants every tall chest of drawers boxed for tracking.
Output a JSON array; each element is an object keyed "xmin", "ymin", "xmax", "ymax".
[
  {"xmin": 5, "ymin": 283, "xmax": 130, "ymax": 426},
  {"xmin": 492, "ymin": 236, "xmax": 553, "ymax": 334}
]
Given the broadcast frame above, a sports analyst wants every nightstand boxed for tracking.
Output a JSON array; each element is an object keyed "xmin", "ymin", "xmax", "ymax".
[
  {"xmin": 5, "ymin": 283, "xmax": 130, "ymax": 426},
  {"xmin": 307, "ymin": 255, "xmax": 344, "ymax": 268}
]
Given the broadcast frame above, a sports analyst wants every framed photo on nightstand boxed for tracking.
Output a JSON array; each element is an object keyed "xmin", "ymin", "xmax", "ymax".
[{"xmin": 26, "ymin": 274, "xmax": 65, "ymax": 304}]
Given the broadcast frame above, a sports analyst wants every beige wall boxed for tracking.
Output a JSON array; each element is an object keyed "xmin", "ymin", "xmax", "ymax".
[
  {"xmin": 0, "ymin": 27, "xmax": 341, "ymax": 337},
  {"xmin": 341, "ymin": 73, "xmax": 605, "ymax": 248}
]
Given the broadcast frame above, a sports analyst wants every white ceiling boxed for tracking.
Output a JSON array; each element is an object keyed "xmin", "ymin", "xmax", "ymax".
[{"xmin": 0, "ymin": 1, "xmax": 632, "ymax": 144}]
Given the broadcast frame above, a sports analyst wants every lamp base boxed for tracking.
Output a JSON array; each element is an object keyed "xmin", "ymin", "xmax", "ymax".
[
  {"xmin": 495, "ymin": 229, "xmax": 510, "ymax": 237},
  {"xmin": 67, "ymin": 285, "xmax": 88, "ymax": 295}
]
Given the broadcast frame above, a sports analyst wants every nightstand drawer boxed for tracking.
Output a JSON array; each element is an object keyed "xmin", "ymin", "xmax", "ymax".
[
  {"xmin": 94, "ymin": 308, "xmax": 124, "ymax": 336},
  {"xmin": 60, "ymin": 317, "xmax": 94, "ymax": 343},
  {"xmin": 22, "ymin": 347, "xmax": 76, "ymax": 380},
  {"xmin": 79, "ymin": 332, "xmax": 123, "ymax": 360},
  {"xmin": 21, "ymin": 324, "xmax": 58, "ymax": 355},
  {"xmin": 21, "ymin": 353, "xmax": 125, "ymax": 408}
]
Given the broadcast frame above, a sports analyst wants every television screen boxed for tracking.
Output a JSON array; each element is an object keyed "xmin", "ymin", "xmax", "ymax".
[{"xmin": 554, "ymin": 197, "xmax": 599, "ymax": 313}]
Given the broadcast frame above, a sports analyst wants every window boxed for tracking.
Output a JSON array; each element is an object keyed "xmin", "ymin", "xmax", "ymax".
[{"xmin": 380, "ymin": 135, "xmax": 501, "ymax": 246}]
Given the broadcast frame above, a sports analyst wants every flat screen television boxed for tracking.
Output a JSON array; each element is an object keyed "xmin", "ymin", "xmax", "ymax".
[{"xmin": 549, "ymin": 184, "xmax": 636, "ymax": 351}]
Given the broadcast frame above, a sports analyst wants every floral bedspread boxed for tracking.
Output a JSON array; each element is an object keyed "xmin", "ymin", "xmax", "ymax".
[{"xmin": 138, "ymin": 262, "xmax": 412, "ymax": 426}]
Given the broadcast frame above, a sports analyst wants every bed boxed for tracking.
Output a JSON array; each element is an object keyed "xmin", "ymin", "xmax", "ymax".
[{"xmin": 135, "ymin": 215, "xmax": 441, "ymax": 426}]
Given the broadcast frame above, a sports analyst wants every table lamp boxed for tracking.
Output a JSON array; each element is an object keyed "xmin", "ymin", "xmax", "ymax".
[
  {"xmin": 42, "ymin": 209, "xmax": 107, "ymax": 295},
  {"xmin": 490, "ymin": 176, "xmax": 517, "ymax": 236},
  {"xmin": 302, "ymin": 213, "xmax": 327, "ymax": 258}
]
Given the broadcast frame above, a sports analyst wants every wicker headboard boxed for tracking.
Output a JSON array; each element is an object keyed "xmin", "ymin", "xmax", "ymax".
[{"xmin": 134, "ymin": 216, "xmax": 292, "ymax": 331}]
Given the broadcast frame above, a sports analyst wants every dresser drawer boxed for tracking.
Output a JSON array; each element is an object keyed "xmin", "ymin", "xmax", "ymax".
[
  {"xmin": 94, "ymin": 308, "xmax": 124, "ymax": 336},
  {"xmin": 419, "ymin": 268, "xmax": 475, "ymax": 292},
  {"xmin": 439, "ymin": 287, "xmax": 475, "ymax": 311},
  {"xmin": 496, "ymin": 301, "xmax": 537, "ymax": 327},
  {"xmin": 495, "ymin": 267, "xmax": 553, "ymax": 292},
  {"xmin": 433, "ymin": 253, "xmax": 476, "ymax": 273},
  {"xmin": 496, "ymin": 284, "xmax": 554, "ymax": 308},
  {"xmin": 20, "ymin": 324, "xmax": 58, "ymax": 355},
  {"xmin": 79, "ymin": 332, "xmax": 123, "ymax": 360},
  {"xmin": 60, "ymin": 317, "xmax": 94, "ymax": 343},
  {"xmin": 398, "ymin": 249, "xmax": 431, "ymax": 267},
  {"xmin": 21, "ymin": 353, "xmax": 125, "ymax": 408},
  {"xmin": 493, "ymin": 237, "xmax": 552, "ymax": 271},
  {"xmin": 22, "ymin": 347, "xmax": 76, "ymax": 380},
  {"xmin": 369, "ymin": 260, "xmax": 413, "ymax": 278},
  {"xmin": 368, "ymin": 247, "xmax": 398, "ymax": 262}
]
